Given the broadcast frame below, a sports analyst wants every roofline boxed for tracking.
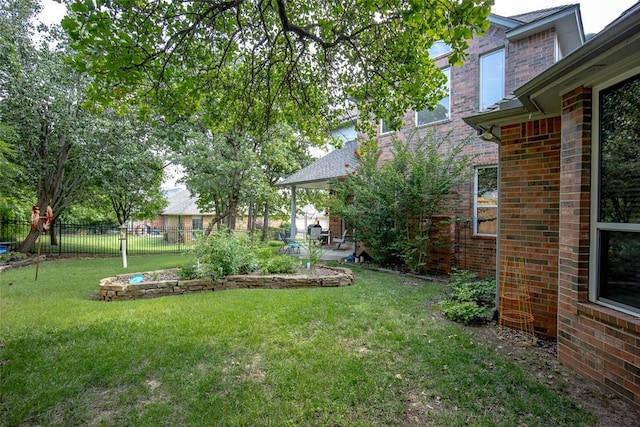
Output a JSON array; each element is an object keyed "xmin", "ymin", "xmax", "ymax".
[
  {"xmin": 516, "ymin": 4, "xmax": 640, "ymax": 112},
  {"xmin": 505, "ymin": 5, "xmax": 581, "ymax": 41},
  {"xmin": 488, "ymin": 14, "xmax": 521, "ymax": 30}
]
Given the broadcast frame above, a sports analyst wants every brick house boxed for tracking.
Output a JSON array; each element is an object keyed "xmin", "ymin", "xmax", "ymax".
[
  {"xmin": 280, "ymin": 5, "xmax": 584, "ymax": 277},
  {"xmin": 464, "ymin": 3, "xmax": 640, "ymax": 408},
  {"xmin": 150, "ymin": 188, "xmax": 216, "ymax": 243}
]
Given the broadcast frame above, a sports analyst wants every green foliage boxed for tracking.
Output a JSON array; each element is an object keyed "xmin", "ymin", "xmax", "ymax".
[
  {"xmin": 62, "ymin": 0, "xmax": 492, "ymax": 143},
  {"xmin": 260, "ymin": 254, "xmax": 301, "ymax": 275},
  {"xmin": 330, "ymin": 130, "xmax": 475, "ymax": 273},
  {"xmin": 193, "ymin": 229, "xmax": 259, "ymax": 280},
  {"xmin": 304, "ymin": 237, "xmax": 325, "ymax": 267},
  {"xmin": 177, "ymin": 264, "xmax": 198, "ymax": 280},
  {"xmin": 442, "ymin": 270, "xmax": 496, "ymax": 325}
]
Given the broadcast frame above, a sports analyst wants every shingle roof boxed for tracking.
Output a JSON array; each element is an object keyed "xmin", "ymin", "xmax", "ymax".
[
  {"xmin": 506, "ymin": 5, "xmax": 578, "ymax": 24},
  {"xmin": 162, "ymin": 188, "xmax": 215, "ymax": 215},
  {"xmin": 277, "ymin": 140, "xmax": 359, "ymax": 189}
]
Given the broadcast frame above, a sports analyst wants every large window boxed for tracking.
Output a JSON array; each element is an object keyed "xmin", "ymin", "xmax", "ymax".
[
  {"xmin": 591, "ymin": 72, "xmax": 640, "ymax": 315},
  {"xmin": 474, "ymin": 166, "xmax": 498, "ymax": 236},
  {"xmin": 480, "ymin": 48, "xmax": 505, "ymax": 111},
  {"xmin": 416, "ymin": 67, "xmax": 450, "ymax": 126}
]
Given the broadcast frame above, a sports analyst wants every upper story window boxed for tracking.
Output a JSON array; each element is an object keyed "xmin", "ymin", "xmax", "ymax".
[
  {"xmin": 591, "ymin": 71, "xmax": 640, "ymax": 316},
  {"xmin": 428, "ymin": 41, "xmax": 452, "ymax": 58},
  {"xmin": 480, "ymin": 48, "xmax": 505, "ymax": 111},
  {"xmin": 380, "ymin": 119, "xmax": 392, "ymax": 135},
  {"xmin": 474, "ymin": 166, "xmax": 498, "ymax": 236},
  {"xmin": 416, "ymin": 67, "xmax": 450, "ymax": 126},
  {"xmin": 332, "ymin": 124, "xmax": 357, "ymax": 142}
]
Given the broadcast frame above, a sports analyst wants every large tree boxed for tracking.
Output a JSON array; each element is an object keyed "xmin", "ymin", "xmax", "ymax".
[
  {"xmin": 0, "ymin": 0, "xmax": 99, "ymax": 251},
  {"xmin": 172, "ymin": 121, "xmax": 310, "ymax": 234},
  {"xmin": 62, "ymin": 0, "xmax": 492, "ymax": 139},
  {"xmin": 87, "ymin": 109, "xmax": 168, "ymax": 226}
]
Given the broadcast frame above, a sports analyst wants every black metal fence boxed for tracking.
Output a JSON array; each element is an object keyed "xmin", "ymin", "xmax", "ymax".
[{"xmin": 0, "ymin": 218, "xmax": 198, "ymax": 256}]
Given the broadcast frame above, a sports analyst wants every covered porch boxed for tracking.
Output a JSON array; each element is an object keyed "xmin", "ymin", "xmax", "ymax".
[{"xmin": 277, "ymin": 140, "xmax": 358, "ymax": 254}]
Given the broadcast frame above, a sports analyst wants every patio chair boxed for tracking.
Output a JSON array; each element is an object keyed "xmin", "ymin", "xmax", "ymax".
[
  {"xmin": 309, "ymin": 227, "xmax": 322, "ymax": 241},
  {"xmin": 332, "ymin": 229, "xmax": 348, "ymax": 250}
]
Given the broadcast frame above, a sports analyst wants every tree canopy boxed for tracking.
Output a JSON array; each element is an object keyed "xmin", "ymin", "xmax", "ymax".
[{"xmin": 62, "ymin": 0, "xmax": 492, "ymax": 139}]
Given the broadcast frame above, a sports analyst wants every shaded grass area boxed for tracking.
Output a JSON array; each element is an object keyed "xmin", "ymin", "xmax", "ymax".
[{"xmin": 0, "ymin": 256, "xmax": 596, "ymax": 426}]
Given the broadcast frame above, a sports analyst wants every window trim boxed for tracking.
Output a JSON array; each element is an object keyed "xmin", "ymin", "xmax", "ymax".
[
  {"xmin": 428, "ymin": 40, "xmax": 453, "ymax": 59},
  {"xmin": 474, "ymin": 165, "xmax": 498, "ymax": 237},
  {"xmin": 415, "ymin": 67, "xmax": 451, "ymax": 127},
  {"xmin": 379, "ymin": 120, "xmax": 392, "ymax": 135},
  {"xmin": 589, "ymin": 66, "xmax": 640, "ymax": 317},
  {"xmin": 479, "ymin": 48, "xmax": 505, "ymax": 111}
]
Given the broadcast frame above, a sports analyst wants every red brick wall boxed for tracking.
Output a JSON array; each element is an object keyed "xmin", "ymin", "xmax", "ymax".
[
  {"xmin": 371, "ymin": 24, "xmax": 560, "ymax": 278},
  {"xmin": 499, "ymin": 117, "xmax": 562, "ymax": 337},
  {"xmin": 556, "ymin": 86, "xmax": 640, "ymax": 409}
]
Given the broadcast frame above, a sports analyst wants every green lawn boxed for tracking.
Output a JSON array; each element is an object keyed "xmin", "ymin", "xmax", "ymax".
[{"xmin": 0, "ymin": 255, "xmax": 596, "ymax": 426}]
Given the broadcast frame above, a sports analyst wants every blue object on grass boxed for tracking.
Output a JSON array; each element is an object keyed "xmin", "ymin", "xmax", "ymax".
[{"xmin": 129, "ymin": 274, "xmax": 144, "ymax": 284}]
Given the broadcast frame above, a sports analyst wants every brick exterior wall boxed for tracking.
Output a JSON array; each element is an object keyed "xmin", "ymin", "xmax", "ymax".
[
  {"xmin": 371, "ymin": 24, "xmax": 559, "ymax": 277},
  {"xmin": 555, "ymin": 86, "xmax": 640, "ymax": 409},
  {"xmin": 499, "ymin": 117, "xmax": 562, "ymax": 337}
]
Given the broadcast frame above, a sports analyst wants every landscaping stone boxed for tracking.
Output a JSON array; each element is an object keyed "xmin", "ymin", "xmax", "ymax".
[{"xmin": 99, "ymin": 266, "xmax": 354, "ymax": 301}]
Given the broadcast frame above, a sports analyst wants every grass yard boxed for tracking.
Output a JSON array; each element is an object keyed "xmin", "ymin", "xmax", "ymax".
[{"xmin": 0, "ymin": 255, "xmax": 596, "ymax": 426}]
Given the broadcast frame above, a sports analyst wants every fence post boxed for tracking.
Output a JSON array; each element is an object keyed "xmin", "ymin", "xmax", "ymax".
[{"xmin": 59, "ymin": 219, "xmax": 62, "ymax": 256}]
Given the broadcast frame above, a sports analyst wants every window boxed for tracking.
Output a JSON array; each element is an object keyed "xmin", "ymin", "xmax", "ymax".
[
  {"xmin": 591, "ymin": 72, "xmax": 640, "ymax": 315},
  {"xmin": 192, "ymin": 216, "xmax": 202, "ymax": 230},
  {"xmin": 480, "ymin": 48, "xmax": 505, "ymax": 111},
  {"xmin": 332, "ymin": 124, "xmax": 357, "ymax": 142},
  {"xmin": 428, "ymin": 41, "xmax": 452, "ymax": 58},
  {"xmin": 474, "ymin": 166, "xmax": 498, "ymax": 236},
  {"xmin": 380, "ymin": 119, "xmax": 392, "ymax": 135},
  {"xmin": 416, "ymin": 67, "xmax": 450, "ymax": 126}
]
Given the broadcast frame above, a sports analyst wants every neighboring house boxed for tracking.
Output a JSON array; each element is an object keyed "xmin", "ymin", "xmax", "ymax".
[
  {"xmin": 151, "ymin": 188, "xmax": 216, "ymax": 243},
  {"xmin": 464, "ymin": 2, "xmax": 640, "ymax": 408},
  {"xmin": 279, "ymin": 5, "xmax": 585, "ymax": 276}
]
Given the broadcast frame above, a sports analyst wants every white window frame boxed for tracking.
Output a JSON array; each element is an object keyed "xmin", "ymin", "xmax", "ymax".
[
  {"xmin": 589, "ymin": 67, "xmax": 640, "ymax": 316},
  {"xmin": 479, "ymin": 48, "xmax": 505, "ymax": 111},
  {"xmin": 380, "ymin": 119, "xmax": 392, "ymax": 135},
  {"xmin": 415, "ymin": 67, "xmax": 451, "ymax": 126},
  {"xmin": 474, "ymin": 166, "xmax": 498, "ymax": 236}
]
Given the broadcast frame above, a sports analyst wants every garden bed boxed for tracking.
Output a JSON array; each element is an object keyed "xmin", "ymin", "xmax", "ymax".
[{"xmin": 99, "ymin": 265, "xmax": 354, "ymax": 301}]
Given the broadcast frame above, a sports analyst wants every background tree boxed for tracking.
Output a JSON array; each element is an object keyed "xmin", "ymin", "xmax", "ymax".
[
  {"xmin": 329, "ymin": 130, "xmax": 475, "ymax": 272},
  {"xmin": 62, "ymin": 0, "xmax": 492, "ymax": 141},
  {"xmin": 172, "ymin": 122, "xmax": 311, "ymax": 236},
  {"xmin": 87, "ymin": 109, "xmax": 167, "ymax": 226}
]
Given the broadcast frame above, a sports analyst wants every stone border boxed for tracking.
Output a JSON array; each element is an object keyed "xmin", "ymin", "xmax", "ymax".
[{"xmin": 99, "ymin": 266, "xmax": 354, "ymax": 301}]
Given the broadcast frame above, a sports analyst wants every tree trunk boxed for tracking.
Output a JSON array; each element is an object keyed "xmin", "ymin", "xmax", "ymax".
[
  {"xmin": 18, "ymin": 229, "xmax": 39, "ymax": 253},
  {"xmin": 49, "ymin": 221, "xmax": 58, "ymax": 246},
  {"xmin": 262, "ymin": 202, "xmax": 270, "ymax": 242}
]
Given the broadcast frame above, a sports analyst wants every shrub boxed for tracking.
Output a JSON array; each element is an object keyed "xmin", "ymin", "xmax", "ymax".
[
  {"xmin": 178, "ymin": 264, "xmax": 198, "ymax": 280},
  {"xmin": 441, "ymin": 269, "xmax": 496, "ymax": 325},
  {"xmin": 261, "ymin": 255, "xmax": 301, "ymax": 274},
  {"xmin": 442, "ymin": 301, "xmax": 489, "ymax": 325},
  {"xmin": 304, "ymin": 237, "xmax": 325, "ymax": 267},
  {"xmin": 194, "ymin": 229, "xmax": 258, "ymax": 280}
]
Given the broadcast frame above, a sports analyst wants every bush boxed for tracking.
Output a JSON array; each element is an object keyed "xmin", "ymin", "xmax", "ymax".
[
  {"xmin": 194, "ymin": 229, "xmax": 258, "ymax": 280},
  {"xmin": 441, "ymin": 269, "xmax": 496, "ymax": 325},
  {"xmin": 261, "ymin": 255, "xmax": 301, "ymax": 274},
  {"xmin": 442, "ymin": 301, "xmax": 489, "ymax": 325}
]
